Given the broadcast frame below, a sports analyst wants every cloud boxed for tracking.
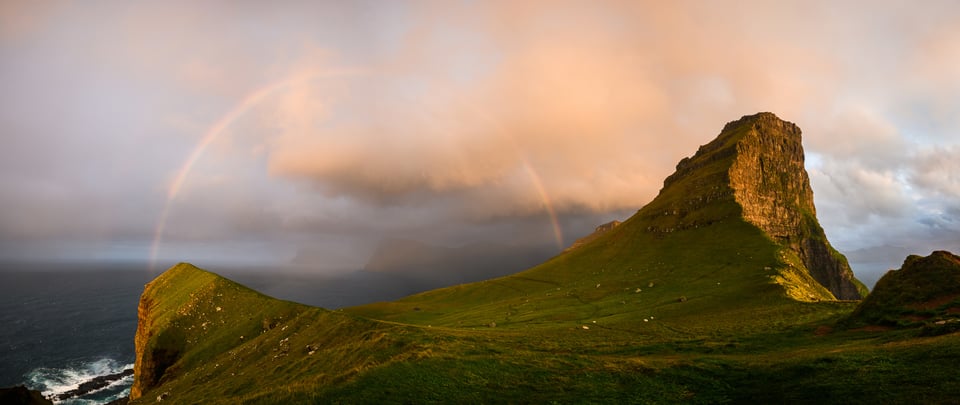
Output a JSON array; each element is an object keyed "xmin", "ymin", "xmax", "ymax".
[
  {"xmin": 0, "ymin": 1, "xmax": 58, "ymax": 41},
  {"xmin": 909, "ymin": 146, "xmax": 960, "ymax": 200},
  {"xmin": 197, "ymin": 1, "xmax": 960, "ymax": 268},
  {"xmin": 258, "ymin": 1, "xmax": 851, "ymax": 219},
  {"xmin": 2, "ymin": 1, "xmax": 960, "ymax": 269}
]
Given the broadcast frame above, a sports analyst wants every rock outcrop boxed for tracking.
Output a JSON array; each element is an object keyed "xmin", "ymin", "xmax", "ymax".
[
  {"xmin": 0, "ymin": 386, "xmax": 52, "ymax": 405},
  {"xmin": 643, "ymin": 112, "xmax": 865, "ymax": 300},
  {"xmin": 55, "ymin": 369, "xmax": 133, "ymax": 402},
  {"xmin": 847, "ymin": 251, "xmax": 960, "ymax": 330}
]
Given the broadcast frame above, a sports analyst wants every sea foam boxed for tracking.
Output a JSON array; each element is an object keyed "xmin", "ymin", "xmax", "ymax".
[{"xmin": 26, "ymin": 357, "xmax": 133, "ymax": 404}]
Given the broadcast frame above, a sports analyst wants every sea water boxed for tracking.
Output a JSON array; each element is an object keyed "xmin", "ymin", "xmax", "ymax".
[{"xmin": 0, "ymin": 263, "xmax": 151, "ymax": 404}]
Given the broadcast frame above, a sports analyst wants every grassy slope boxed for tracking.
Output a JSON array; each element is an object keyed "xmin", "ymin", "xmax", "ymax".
[{"xmin": 334, "ymin": 223, "xmax": 960, "ymax": 403}]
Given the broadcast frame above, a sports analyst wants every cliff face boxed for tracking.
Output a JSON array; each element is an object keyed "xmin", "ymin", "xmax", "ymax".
[
  {"xmin": 727, "ymin": 113, "xmax": 863, "ymax": 299},
  {"xmin": 130, "ymin": 265, "xmax": 208, "ymax": 399},
  {"xmin": 130, "ymin": 294, "xmax": 174, "ymax": 399},
  {"xmin": 645, "ymin": 112, "xmax": 865, "ymax": 300}
]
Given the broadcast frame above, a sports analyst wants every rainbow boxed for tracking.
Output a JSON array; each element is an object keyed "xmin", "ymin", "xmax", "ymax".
[
  {"xmin": 149, "ymin": 70, "xmax": 566, "ymax": 270},
  {"xmin": 447, "ymin": 97, "xmax": 566, "ymax": 251},
  {"xmin": 149, "ymin": 69, "xmax": 364, "ymax": 270},
  {"xmin": 521, "ymin": 162, "xmax": 565, "ymax": 250}
]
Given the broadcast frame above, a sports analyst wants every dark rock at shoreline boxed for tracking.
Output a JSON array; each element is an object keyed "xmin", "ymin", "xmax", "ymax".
[
  {"xmin": 54, "ymin": 368, "xmax": 134, "ymax": 401},
  {"xmin": 0, "ymin": 385, "xmax": 53, "ymax": 405}
]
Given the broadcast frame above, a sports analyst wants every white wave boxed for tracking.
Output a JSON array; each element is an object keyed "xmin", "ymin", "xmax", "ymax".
[
  {"xmin": 57, "ymin": 373, "xmax": 134, "ymax": 405},
  {"xmin": 86, "ymin": 372, "xmax": 134, "ymax": 397},
  {"xmin": 25, "ymin": 357, "xmax": 134, "ymax": 404}
]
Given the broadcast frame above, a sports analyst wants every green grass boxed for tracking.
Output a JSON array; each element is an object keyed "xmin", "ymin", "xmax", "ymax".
[{"xmin": 230, "ymin": 330, "xmax": 960, "ymax": 404}]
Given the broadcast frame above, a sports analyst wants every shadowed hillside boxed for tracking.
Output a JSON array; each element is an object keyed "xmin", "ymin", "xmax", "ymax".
[
  {"xmin": 846, "ymin": 250, "xmax": 960, "ymax": 333},
  {"xmin": 364, "ymin": 238, "xmax": 557, "ymax": 288}
]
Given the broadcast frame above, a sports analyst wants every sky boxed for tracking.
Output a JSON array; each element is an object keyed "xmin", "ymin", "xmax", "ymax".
[{"xmin": 1, "ymin": 1, "xmax": 958, "ymax": 286}]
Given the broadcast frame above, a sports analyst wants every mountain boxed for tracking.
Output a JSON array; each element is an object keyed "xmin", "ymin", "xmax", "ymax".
[
  {"xmin": 645, "ymin": 112, "xmax": 864, "ymax": 299},
  {"xmin": 127, "ymin": 113, "xmax": 960, "ymax": 403},
  {"xmin": 846, "ymin": 250, "xmax": 960, "ymax": 332},
  {"xmin": 351, "ymin": 112, "xmax": 864, "ymax": 328},
  {"xmin": 563, "ymin": 220, "xmax": 621, "ymax": 252},
  {"xmin": 364, "ymin": 238, "xmax": 557, "ymax": 287}
]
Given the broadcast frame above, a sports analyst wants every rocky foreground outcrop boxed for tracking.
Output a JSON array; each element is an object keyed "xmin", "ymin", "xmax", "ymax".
[
  {"xmin": 55, "ymin": 368, "xmax": 133, "ymax": 402},
  {"xmin": 0, "ymin": 386, "xmax": 52, "ymax": 405},
  {"xmin": 847, "ymin": 251, "xmax": 960, "ymax": 331},
  {"xmin": 643, "ymin": 112, "xmax": 865, "ymax": 300}
]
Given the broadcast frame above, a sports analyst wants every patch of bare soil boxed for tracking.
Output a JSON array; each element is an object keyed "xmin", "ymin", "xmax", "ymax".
[{"xmin": 850, "ymin": 325, "xmax": 894, "ymax": 332}]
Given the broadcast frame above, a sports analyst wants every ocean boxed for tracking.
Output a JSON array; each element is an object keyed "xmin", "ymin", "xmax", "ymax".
[
  {"xmin": 0, "ymin": 261, "xmax": 457, "ymax": 404},
  {"xmin": 0, "ymin": 263, "xmax": 150, "ymax": 404}
]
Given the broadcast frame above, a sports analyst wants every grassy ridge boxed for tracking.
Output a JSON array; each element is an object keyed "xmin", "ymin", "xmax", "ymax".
[{"xmin": 131, "ymin": 264, "xmax": 433, "ymax": 403}]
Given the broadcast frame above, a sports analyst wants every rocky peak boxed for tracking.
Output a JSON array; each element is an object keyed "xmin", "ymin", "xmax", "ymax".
[{"xmin": 646, "ymin": 112, "xmax": 865, "ymax": 300}]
